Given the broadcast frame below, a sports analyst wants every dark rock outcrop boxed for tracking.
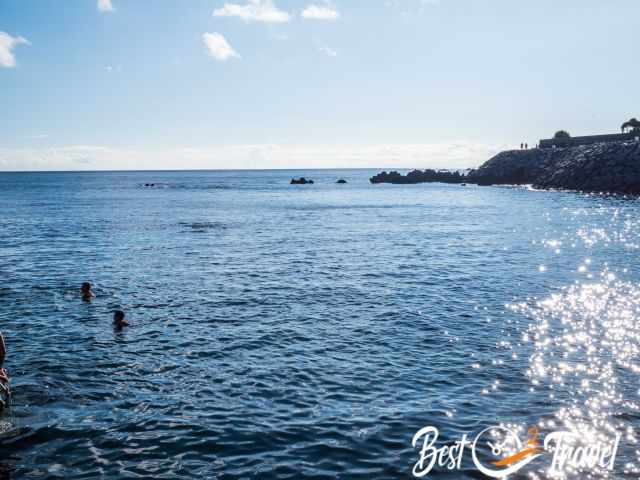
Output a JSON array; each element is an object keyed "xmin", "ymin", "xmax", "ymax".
[
  {"xmin": 468, "ymin": 141, "xmax": 640, "ymax": 194},
  {"xmin": 467, "ymin": 149, "xmax": 549, "ymax": 186},
  {"xmin": 336, "ymin": 179, "xmax": 347, "ymax": 184},
  {"xmin": 370, "ymin": 169, "xmax": 466, "ymax": 184},
  {"xmin": 0, "ymin": 377, "xmax": 9, "ymax": 411},
  {"xmin": 369, "ymin": 140, "xmax": 640, "ymax": 194},
  {"xmin": 291, "ymin": 177, "xmax": 314, "ymax": 185},
  {"xmin": 534, "ymin": 142, "xmax": 640, "ymax": 193}
]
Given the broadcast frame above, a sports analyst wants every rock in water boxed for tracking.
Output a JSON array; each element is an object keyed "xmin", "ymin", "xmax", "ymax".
[
  {"xmin": 0, "ymin": 380, "xmax": 9, "ymax": 412},
  {"xmin": 369, "ymin": 169, "xmax": 466, "ymax": 184},
  {"xmin": 291, "ymin": 177, "xmax": 314, "ymax": 185}
]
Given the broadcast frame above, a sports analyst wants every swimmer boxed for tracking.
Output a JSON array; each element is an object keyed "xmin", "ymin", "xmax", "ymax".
[
  {"xmin": 113, "ymin": 310, "xmax": 130, "ymax": 330},
  {"xmin": 81, "ymin": 282, "xmax": 95, "ymax": 301}
]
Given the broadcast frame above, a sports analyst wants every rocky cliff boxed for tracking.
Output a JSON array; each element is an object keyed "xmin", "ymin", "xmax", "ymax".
[
  {"xmin": 370, "ymin": 141, "xmax": 640, "ymax": 194},
  {"xmin": 468, "ymin": 141, "xmax": 640, "ymax": 194}
]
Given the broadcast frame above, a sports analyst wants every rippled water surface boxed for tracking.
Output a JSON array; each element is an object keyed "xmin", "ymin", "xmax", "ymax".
[{"xmin": 1, "ymin": 170, "xmax": 640, "ymax": 479}]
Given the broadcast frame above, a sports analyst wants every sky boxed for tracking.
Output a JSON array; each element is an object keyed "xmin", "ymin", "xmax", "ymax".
[{"xmin": 1, "ymin": 0, "xmax": 639, "ymax": 171}]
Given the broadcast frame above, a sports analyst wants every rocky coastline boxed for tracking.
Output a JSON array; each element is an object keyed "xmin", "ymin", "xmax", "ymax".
[
  {"xmin": 370, "ymin": 141, "xmax": 640, "ymax": 194},
  {"xmin": 370, "ymin": 169, "xmax": 467, "ymax": 185}
]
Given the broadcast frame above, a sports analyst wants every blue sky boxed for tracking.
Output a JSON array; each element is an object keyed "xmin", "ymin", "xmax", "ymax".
[{"xmin": 1, "ymin": 0, "xmax": 638, "ymax": 171}]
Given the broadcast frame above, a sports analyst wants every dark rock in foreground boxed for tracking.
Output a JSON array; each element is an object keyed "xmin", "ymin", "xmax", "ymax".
[
  {"xmin": 291, "ymin": 177, "xmax": 314, "ymax": 185},
  {"xmin": 370, "ymin": 169, "xmax": 466, "ymax": 184},
  {"xmin": 370, "ymin": 141, "xmax": 640, "ymax": 194}
]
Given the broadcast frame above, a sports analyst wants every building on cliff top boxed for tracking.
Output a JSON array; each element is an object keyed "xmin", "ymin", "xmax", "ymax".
[{"xmin": 539, "ymin": 118, "xmax": 640, "ymax": 149}]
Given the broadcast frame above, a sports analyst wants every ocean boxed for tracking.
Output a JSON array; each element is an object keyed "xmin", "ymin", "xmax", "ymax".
[{"xmin": 0, "ymin": 169, "xmax": 639, "ymax": 479}]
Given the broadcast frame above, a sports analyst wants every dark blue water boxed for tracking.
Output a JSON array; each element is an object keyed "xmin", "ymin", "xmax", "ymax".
[{"xmin": 0, "ymin": 170, "xmax": 639, "ymax": 479}]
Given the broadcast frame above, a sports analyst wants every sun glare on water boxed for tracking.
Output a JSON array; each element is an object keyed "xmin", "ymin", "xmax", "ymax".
[{"xmin": 511, "ymin": 270, "xmax": 640, "ymax": 478}]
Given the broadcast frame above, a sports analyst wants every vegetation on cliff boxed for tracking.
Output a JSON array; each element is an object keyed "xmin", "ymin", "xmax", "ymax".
[{"xmin": 554, "ymin": 130, "xmax": 571, "ymax": 139}]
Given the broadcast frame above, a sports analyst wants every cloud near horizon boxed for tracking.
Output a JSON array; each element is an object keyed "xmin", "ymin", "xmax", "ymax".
[
  {"xmin": 302, "ymin": 4, "xmax": 340, "ymax": 20},
  {"xmin": 203, "ymin": 32, "xmax": 240, "ymax": 61},
  {"xmin": 213, "ymin": 0, "xmax": 291, "ymax": 23},
  {"xmin": 0, "ymin": 142, "xmax": 506, "ymax": 172},
  {"xmin": 318, "ymin": 46, "xmax": 337, "ymax": 57},
  {"xmin": 0, "ymin": 32, "xmax": 29, "ymax": 68},
  {"xmin": 97, "ymin": 0, "xmax": 114, "ymax": 12}
]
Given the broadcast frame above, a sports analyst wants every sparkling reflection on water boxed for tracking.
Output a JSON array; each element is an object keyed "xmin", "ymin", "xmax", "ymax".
[
  {"xmin": 510, "ymin": 272, "xmax": 640, "ymax": 479},
  {"xmin": 506, "ymin": 202, "xmax": 640, "ymax": 479},
  {"xmin": 0, "ymin": 170, "xmax": 639, "ymax": 479}
]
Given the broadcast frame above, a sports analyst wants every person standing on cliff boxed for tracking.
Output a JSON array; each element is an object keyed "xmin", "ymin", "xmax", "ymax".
[
  {"xmin": 520, "ymin": 143, "xmax": 523, "ymax": 149},
  {"xmin": 525, "ymin": 143, "xmax": 528, "ymax": 149}
]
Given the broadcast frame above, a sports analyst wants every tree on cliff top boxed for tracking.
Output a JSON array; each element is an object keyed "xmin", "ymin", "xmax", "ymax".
[
  {"xmin": 554, "ymin": 130, "xmax": 571, "ymax": 139},
  {"xmin": 621, "ymin": 118, "xmax": 640, "ymax": 133}
]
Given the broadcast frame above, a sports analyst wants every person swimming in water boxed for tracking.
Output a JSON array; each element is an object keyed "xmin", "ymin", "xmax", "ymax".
[
  {"xmin": 81, "ymin": 282, "xmax": 95, "ymax": 301},
  {"xmin": 113, "ymin": 310, "xmax": 130, "ymax": 331}
]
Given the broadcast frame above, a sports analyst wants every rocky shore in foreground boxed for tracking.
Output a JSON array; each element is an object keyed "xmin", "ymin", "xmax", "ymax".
[{"xmin": 370, "ymin": 141, "xmax": 640, "ymax": 194}]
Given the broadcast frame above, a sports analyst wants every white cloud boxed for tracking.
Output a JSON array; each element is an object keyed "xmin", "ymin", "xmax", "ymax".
[
  {"xmin": 319, "ymin": 46, "xmax": 337, "ymax": 57},
  {"xmin": 213, "ymin": 0, "xmax": 291, "ymax": 23},
  {"xmin": 203, "ymin": 33, "xmax": 240, "ymax": 61},
  {"xmin": 0, "ymin": 32, "xmax": 29, "ymax": 68},
  {"xmin": 0, "ymin": 142, "xmax": 506, "ymax": 171},
  {"xmin": 302, "ymin": 4, "xmax": 340, "ymax": 20},
  {"xmin": 97, "ymin": 0, "xmax": 114, "ymax": 12}
]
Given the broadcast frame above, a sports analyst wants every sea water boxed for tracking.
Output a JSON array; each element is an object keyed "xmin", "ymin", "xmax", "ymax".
[{"xmin": 0, "ymin": 169, "xmax": 639, "ymax": 479}]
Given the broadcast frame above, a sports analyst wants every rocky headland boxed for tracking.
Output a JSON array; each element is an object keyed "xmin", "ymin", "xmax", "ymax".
[
  {"xmin": 370, "ymin": 141, "xmax": 640, "ymax": 194},
  {"xmin": 370, "ymin": 169, "xmax": 467, "ymax": 185}
]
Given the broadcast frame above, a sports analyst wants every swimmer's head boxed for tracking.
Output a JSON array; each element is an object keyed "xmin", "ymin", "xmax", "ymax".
[
  {"xmin": 81, "ymin": 282, "xmax": 92, "ymax": 293},
  {"xmin": 113, "ymin": 310, "xmax": 125, "ymax": 323}
]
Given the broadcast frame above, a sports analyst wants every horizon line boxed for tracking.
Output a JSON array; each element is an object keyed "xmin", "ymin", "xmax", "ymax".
[{"xmin": 0, "ymin": 166, "xmax": 474, "ymax": 174}]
